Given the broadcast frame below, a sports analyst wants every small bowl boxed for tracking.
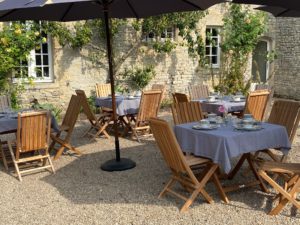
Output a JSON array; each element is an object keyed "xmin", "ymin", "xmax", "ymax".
[{"xmin": 199, "ymin": 119, "xmax": 210, "ymax": 127}]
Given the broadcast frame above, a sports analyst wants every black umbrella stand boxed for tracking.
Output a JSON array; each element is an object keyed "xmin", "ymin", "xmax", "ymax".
[{"xmin": 100, "ymin": 3, "xmax": 136, "ymax": 171}]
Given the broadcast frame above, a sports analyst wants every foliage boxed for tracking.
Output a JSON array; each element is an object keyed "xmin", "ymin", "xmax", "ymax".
[
  {"xmin": 31, "ymin": 99, "xmax": 63, "ymax": 122},
  {"xmin": 120, "ymin": 65, "xmax": 156, "ymax": 91},
  {"xmin": 214, "ymin": 4, "xmax": 266, "ymax": 94},
  {"xmin": 160, "ymin": 98, "xmax": 173, "ymax": 109}
]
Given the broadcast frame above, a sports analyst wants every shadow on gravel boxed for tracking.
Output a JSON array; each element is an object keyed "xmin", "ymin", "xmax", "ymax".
[{"xmin": 42, "ymin": 140, "xmax": 176, "ymax": 208}]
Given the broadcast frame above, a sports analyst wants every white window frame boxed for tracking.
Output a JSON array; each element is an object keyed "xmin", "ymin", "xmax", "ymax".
[
  {"xmin": 11, "ymin": 22, "xmax": 53, "ymax": 83},
  {"xmin": 205, "ymin": 27, "xmax": 221, "ymax": 68},
  {"xmin": 143, "ymin": 26, "xmax": 175, "ymax": 42}
]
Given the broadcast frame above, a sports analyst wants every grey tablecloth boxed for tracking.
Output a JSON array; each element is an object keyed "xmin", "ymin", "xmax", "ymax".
[
  {"xmin": 0, "ymin": 112, "xmax": 60, "ymax": 134},
  {"xmin": 194, "ymin": 96, "xmax": 245, "ymax": 115},
  {"xmin": 95, "ymin": 96, "xmax": 141, "ymax": 116},
  {"xmin": 174, "ymin": 122, "xmax": 291, "ymax": 173}
]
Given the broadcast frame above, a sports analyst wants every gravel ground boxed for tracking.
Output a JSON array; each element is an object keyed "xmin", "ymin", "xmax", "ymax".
[{"xmin": 0, "ymin": 110, "xmax": 300, "ymax": 225}]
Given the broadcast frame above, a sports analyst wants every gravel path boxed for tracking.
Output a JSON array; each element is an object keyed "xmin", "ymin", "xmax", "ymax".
[{"xmin": 0, "ymin": 111, "xmax": 300, "ymax": 225}]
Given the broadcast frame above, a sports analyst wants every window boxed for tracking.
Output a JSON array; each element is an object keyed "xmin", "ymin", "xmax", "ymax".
[
  {"xmin": 143, "ymin": 27, "xmax": 175, "ymax": 42},
  {"xmin": 12, "ymin": 22, "xmax": 53, "ymax": 82},
  {"xmin": 205, "ymin": 27, "xmax": 221, "ymax": 68}
]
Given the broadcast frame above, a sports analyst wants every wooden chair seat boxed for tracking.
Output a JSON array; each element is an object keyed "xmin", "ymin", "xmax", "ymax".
[
  {"xmin": 185, "ymin": 154, "xmax": 211, "ymax": 166},
  {"xmin": 150, "ymin": 118, "xmax": 228, "ymax": 212}
]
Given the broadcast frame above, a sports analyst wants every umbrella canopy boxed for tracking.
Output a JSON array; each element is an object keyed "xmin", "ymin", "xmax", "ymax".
[
  {"xmin": 0, "ymin": 0, "xmax": 222, "ymax": 21},
  {"xmin": 0, "ymin": 0, "xmax": 221, "ymax": 171},
  {"xmin": 233, "ymin": 0, "xmax": 300, "ymax": 11},
  {"xmin": 256, "ymin": 6, "xmax": 300, "ymax": 17}
]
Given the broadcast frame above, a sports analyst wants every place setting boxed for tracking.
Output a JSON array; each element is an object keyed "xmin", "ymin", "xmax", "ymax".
[
  {"xmin": 233, "ymin": 114, "xmax": 263, "ymax": 131},
  {"xmin": 192, "ymin": 113, "xmax": 223, "ymax": 130}
]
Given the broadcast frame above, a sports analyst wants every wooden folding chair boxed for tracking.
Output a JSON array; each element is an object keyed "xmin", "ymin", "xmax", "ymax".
[
  {"xmin": 1, "ymin": 111, "xmax": 55, "ymax": 181},
  {"xmin": 255, "ymin": 100, "xmax": 300, "ymax": 162},
  {"xmin": 171, "ymin": 102, "xmax": 204, "ymax": 125},
  {"xmin": 189, "ymin": 84, "xmax": 209, "ymax": 100},
  {"xmin": 255, "ymin": 84, "xmax": 270, "ymax": 91},
  {"xmin": 149, "ymin": 118, "xmax": 228, "ymax": 212},
  {"xmin": 49, "ymin": 95, "xmax": 82, "ymax": 160},
  {"xmin": 75, "ymin": 89, "xmax": 111, "ymax": 139},
  {"xmin": 95, "ymin": 83, "xmax": 113, "ymax": 113},
  {"xmin": 95, "ymin": 83, "xmax": 111, "ymax": 97},
  {"xmin": 0, "ymin": 95, "xmax": 11, "ymax": 112},
  {"xmin": 172, "ymin": 92, "xmax": 189, "ymax": 104},
  {"xmin": 131, "ymin": 90, "xmax": 162, "ymax": 142},
  {"xmin": 243, "ymin": 90, "xmax": 270, "ymax": 121},
  {"xmin": 152, "ymin": 84, "xmax": 166, "ymax": 102},
  {"xmin": 256, "ymin": 160, "xmax": 300, "ymax": 215}
]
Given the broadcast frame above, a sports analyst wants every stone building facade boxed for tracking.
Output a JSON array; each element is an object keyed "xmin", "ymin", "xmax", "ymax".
[{"xmin": 16, "ymin": 4, "xmax": 300, "ymax": 109}]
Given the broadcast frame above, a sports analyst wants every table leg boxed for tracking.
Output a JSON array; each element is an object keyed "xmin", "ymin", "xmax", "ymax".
[{"xmin": 223, "ymin": 153, "xmax": 268, "ymax": 193}]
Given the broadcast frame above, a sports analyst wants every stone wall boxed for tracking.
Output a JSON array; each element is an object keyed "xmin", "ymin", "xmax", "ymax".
[
  {"xmin": 20, "ymin": 4, "xmax": 297, "ymax": 110},
  {"xmin": 273, "ymin": 18, "xmax": 300, "ymax": 100}
]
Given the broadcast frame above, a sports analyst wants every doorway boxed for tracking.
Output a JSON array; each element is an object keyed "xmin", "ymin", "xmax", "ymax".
[{"xmin": 251, "ymin": 40, "xmax": 269, "ymax": 83}]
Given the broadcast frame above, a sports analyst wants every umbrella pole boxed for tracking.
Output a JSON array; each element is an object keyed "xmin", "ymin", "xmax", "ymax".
[{"xmin": 101, "ymin": 3, "xmax": 136, "ymax": 171}]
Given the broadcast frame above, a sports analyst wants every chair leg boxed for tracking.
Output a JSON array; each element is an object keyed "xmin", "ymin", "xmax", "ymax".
[
  {"xmin": 180, "ymin": 189, "xmax": 200, "ymax": 212},
  {"xmin": 212, "ymin": 173, "xmax": 229, "ymax": 203},
  {"xmin": 259, "ymin": 171, "xmax": 300, "ymax": 215},
  {"xmin": 54, "ymin": 146, "xmax": 65, "ymax": 160},
  {"xmin": 246, "ymin": 154, "xmax": 268, "ymax": 193},
  {"xmin": 158, "ymin": 178, "xmax": 176, "ymax": 198},
  {"xmin": 0, "ymin": 144, "xmax": 8, "ymax": 171},
  {"xmin": 7, "ymin": 142, "xmax": 22, "ymax": 181}
]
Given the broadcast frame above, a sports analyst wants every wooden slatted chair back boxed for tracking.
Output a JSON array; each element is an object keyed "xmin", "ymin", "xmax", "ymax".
[
  {"xmin": 171, "ymin": 102, "xmax": 204, "ymax": 125},
  {"xmin": 75, "ymin": 90, "xmax": 96, "ymax": 122},
  {"xmin": 189, "ymin": 85, "xmax": 209, "ymax": 100},
  {"xmin": 95, "ymin": 83, "xmax": 111, "ymax": 97},
  {"xmin": 149, "ymin": 118, "xmax": 198, "ymax": 183},
  {"xmin": 255, "ymin": 84, "xmax": 270, "ymax": 91},
  {"xmin": 152, "ymin": 84, "xmax": 166, "ymax": 103},
  {"xmin": 61, "ymin": 95, "xmax": 81, "ymax": 133},
  {"xmin": 268, "ymin": 100, "xmax": 300, "ymax": 143},
  {"xmin": 172, "ymin": 92, "xmax": 189, "ymax": 104},
  {"xmin": 244, "ymin": 90, "xmax": 270, "ymax": 121},
  {"xmin": 16, "ymin": 111, "xmax": 50, "ymax": 160},
  {"xmin": 136, "ymin": 90, "xmax": 162, "ymax": 123},
  {"xmin": 0, "ymin": 95, "xmax": 11, "ymax": 111}
]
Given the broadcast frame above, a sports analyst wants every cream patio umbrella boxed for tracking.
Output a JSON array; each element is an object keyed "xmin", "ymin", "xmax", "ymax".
[{"xmin": 0, "ymin": 0, "xmax": 222, "ymax": 171}]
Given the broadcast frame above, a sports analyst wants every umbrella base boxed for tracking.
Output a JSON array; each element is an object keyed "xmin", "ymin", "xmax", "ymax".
[{"xmin": 101, "ymin": 158, "xmax": 136, "ymax": 171}]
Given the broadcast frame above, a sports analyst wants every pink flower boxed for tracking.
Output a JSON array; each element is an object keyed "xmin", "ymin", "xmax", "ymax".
[{"xmin": 218, "ymin": 105, "xmax": 225, "ymax": 113}]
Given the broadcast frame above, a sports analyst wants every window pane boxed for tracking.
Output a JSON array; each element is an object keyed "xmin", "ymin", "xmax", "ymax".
[
  {"xmin": 212, "ymin": 56, "xmax": 217, "ymax": 64},
  {"xmin": 206, "ymin": 47, "xmax": 210, "ymax": 55},
  {"xmin": 44, "ymin": 67, "xmax": 49, "ymax": 77},
  {"xmin": 36, "ymin": 55, "xmax": 41, "ymax": 65},
  {"xmin": 36, "ymin": 67, "xmax": 42, "ymax": 77},
  {"xmin": 43, "ymin": 55, "xmax": 49, "ymax": 65},
  {"xmin": 42, "ymin": 43, "xmax": 48, "ymax": 53},
  {"xmin": 212, "ymin": 47, "xmax": 217, "ymax": 55},
  {"xmin": 212, "ymin": 29, "xmax": 218, "ymax": 36}
]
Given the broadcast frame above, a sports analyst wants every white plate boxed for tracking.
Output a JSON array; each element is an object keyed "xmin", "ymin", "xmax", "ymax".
[
  {"xmin": 234, "ymin": 125, "xmax": 263, "ymax": 131},
  {"xmin": 204, "ymin": 100, "xmax": 218, "ymax": 103},
  {"xmin": 192, "ymin": 124, "xmax": 218, "ymax": 130},
  {"xmin": 230, "ymin": 99, "xmax": 245, "ymax": 103}
]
